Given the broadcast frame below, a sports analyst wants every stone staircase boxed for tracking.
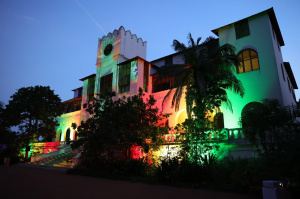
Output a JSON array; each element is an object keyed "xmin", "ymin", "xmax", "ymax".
[{"xmin": 28, "ymin": 144, "xmax": 79, "ymax": 168}]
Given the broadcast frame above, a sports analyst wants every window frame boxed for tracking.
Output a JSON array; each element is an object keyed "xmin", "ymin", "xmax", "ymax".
[
  {"xmin": 235, "ymin": 19, "xmax": 250, "ymax": 39},
  {"xmin": 118, "ymin": 63, "xmax": 131, "ymax": 93},
  {"xmin": 237, "ymin": 49, "xmax": 260, "ymax": 74},
  {"xmin": 100, "ymin": 73, "xmax": 113, "ymax": 94}
]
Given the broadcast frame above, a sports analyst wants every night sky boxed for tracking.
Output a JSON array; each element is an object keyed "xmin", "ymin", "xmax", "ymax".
[{"xmin": 1, "ymin": 0, "xmax": 299, "ymax": 104}]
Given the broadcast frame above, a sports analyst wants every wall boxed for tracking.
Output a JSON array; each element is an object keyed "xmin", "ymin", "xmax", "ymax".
[
  {"xmin": 267, "ymin": 18, "xmax": 296, "ymax": 106},
  {"xmin": 217, "ymin": 12, "xmax": 284, "ymax": 128}
]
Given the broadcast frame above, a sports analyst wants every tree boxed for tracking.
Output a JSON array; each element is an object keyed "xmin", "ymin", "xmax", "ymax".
[
  {"xmin": 155, "ymin": 34, "xmax": 244, "ymax": 162},
  {"xmin": 71, "ymin": 88, "xmax": 168, "ymax": 162},
  {"xmin": 241, "ymin": 98, "xmax": 300, "ymax": 159},
  {"xmin": 5, "ymin": 86, "xmax": 61, "ymax": 160},
  {"xmin": 156, "ymin": 34, "xmax": 244, "ymax": 118},
  {"xmin": 0, "ymin": 102, "xmax": 20, "ymax": 164}
]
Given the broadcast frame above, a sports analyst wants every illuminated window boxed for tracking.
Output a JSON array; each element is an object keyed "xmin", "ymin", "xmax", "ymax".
[
  {"xmin": 235, "ymin": 19, "xmax": 250, "ymax": 39},
  {"xmin": 237, "ymin": 49, "xmax": 260, "ymax": 74},
  {"xmin": 100, "ymin": 73, "xmax": 113, "ymax": 94},
  {"xmin": 119, "ymin": 63, "xmax": 131, "ymax": 93}
]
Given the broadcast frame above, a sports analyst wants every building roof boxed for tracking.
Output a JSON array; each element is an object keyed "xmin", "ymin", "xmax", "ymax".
[
  {"xmin": 211, "ymin": 8, "xmax": 284, "ymax": 46},
  {"xmin": 71, "ymin": 86, "xmax": 83, "ymax": 91},
  {"xmin": 150, "ymin": 51, "xmax": 182, "ymax": 63},
  {"xmin": 284, "ymin": 62, "xmax": 298, "ymax": 89},
  {"xmin": 79, "ymin": 74, "xmax": 96, "ymax": 81},
  {"xmin": 118, "ymin": 56, "xmax": 159, "ymax": 69}
]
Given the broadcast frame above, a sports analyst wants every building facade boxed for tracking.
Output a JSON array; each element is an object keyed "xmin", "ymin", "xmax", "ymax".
[{"xmin": 55, "ymin": 8, "xmax": 297, "ymax": 159}]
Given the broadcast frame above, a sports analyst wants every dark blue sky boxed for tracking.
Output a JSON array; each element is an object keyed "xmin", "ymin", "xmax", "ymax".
[{"xmin": 1, "ymin": 0, "xmax": 299, "ymax": 104}]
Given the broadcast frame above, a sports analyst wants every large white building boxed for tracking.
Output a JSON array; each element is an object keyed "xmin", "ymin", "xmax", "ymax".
[{"xmin": 55, "ymin": 8, "xmax": 297, "ymax": 158}]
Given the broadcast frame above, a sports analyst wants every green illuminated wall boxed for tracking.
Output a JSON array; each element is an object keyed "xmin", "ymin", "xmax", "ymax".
[
  {"xmin": 216, "ymin": 11, "xmax": 285, "ymax": 128},
  {"xmin": 53, "ymin": 10, "xmax": 293, "ymax": 161}
]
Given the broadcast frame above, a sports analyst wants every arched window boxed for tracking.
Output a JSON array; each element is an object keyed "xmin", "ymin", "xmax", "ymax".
[
  {"xmin": 237, "ymin": 49, "xmax": 260, "ymax": 73},
  {"xmin": 65, "ymin": 128, "xmax": 70, "ymax": 142}
]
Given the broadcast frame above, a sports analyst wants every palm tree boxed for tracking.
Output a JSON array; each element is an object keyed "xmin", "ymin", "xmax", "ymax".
[{"xmin": 155, "ymin": 33, "xmax": 244, "ymax": 118}]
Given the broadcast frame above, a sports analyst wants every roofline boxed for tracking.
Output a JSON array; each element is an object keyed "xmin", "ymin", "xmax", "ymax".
[
  {"xmin": 150, "ymin": 51, "xmax": 182, "ymax": 63},
  {"xmin": 150, "ymin": 38, "xmax": 219, "ymax": 64},
  {"xmin": 211, "ymin": 8, "xmax": 284, "ymax": 46},
  {"xmin": 118, "ymin": 56, "xmax": 159, "ymax": 69},
  {"xmin": 79, "ymin": 74, "xmax": 96, "ymax": 81},
  {"xmin": 61, "ymin": 96, "xmax": 82, "ymax": 104},
  {"xmin": 150, "ymin": 64, "xmax": 190, "ymax": 76},
  {"xmin": 71, "ymin": 86, "xmax": 83, "ymax": 91},
  {"xmin": 284, "ymin": 62, "xmax": 298, "ymax": 89}
]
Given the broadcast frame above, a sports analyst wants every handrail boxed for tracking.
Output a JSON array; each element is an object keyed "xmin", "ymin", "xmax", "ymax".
[{"xmin": 162, "ymin": 128, "xmax": 246, "ymax": 144}]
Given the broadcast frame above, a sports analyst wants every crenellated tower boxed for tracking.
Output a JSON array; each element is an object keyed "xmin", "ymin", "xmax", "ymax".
[{"xmin": 94, "ymin": 26, "xmax": 147, "ymax": 95}]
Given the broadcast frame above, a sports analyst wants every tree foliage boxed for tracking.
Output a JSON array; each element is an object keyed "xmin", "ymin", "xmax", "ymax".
[
  {"xmin": 155, "ymin": 34, "xmax": 244, "ymax": 118},
  {"xmin": 71, "ymin": 88, "xmax": 168, "ymax": 161},
  {"xmin": 0, "ymin": 102, "xmax": 21, "ymax": 163},
  {"xmin": 5, "ymin": 86, "xmax": 61, "ymax": 141},
  {"xmin": 155, "ymin": 34, "xmax": 244, "ymax": 161},
  {"xmin": 241, "ymin": 98, "xmax": 300, "ymax": 159}
]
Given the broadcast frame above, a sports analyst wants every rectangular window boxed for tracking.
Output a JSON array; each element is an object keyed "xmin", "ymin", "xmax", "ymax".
[
  {"xmin": 100, "ymin": 73, "xmax": 113, "ymax": 94},
  {"xmin": 119, "ymin": 63, "xmax": 131, "ymax": 93},
  {"xmin": 235, "ymin": 19, "xmax": 250, "ymax": 39},
  {"xmin": 143, "ymin": 62, "xmax": 149, "ymax": 92},
  {"xmin": 87, "ymin": 76, "xmax": 95, "ymax": 95},
  {"xmin": 152, "ymin": 76, "xmax": 174, "ymax": 93}
]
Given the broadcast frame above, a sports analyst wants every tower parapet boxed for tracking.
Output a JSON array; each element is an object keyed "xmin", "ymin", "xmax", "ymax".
[{"xmin": 96, "ymin": 26, "xmax": 147, "ymax": 66}]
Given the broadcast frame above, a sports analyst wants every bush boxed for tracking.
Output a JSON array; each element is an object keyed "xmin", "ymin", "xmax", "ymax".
[
  {"xmin": 76, "ymin": 157, "xmax": 149, "ymax": 178},
  {"xmin": 155, "ymin": 157, "xmax": 214, "ymax": 187},
  {"xmin": 213, "ymin": 157, "xmax": 252, "ymax": 192}
]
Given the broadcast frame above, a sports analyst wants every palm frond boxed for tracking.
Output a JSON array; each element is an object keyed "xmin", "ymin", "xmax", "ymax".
[
  {"xmin": 172, "ymin": 85, "xmax": 184, "ymax": 111},
  {"xmin": 161, "ymin": 88, "xmax": 175, "ymax": 112},
  {"xmin": 185, "ymin": 84, "xmax": 193, "ymax": 119},
  {"xmin": 188, "ymin": 33, "xmax": 195, "ymax": 47},
  {"xmin": 158, "ymin": 33, "xmax": 244, "ymax": 118},
  {"xmin": 219, "ymin": 70, "xmax": 244, "ymax": 97},
  {"xmin": 196, "ymin": 37, "xmax": 202, "ymax": 46},
  {"xmin": 221, "ymin": 93, "xmax": 233, "ymax": 112},
  {"xmin": 172, "ymin": 40, "xmax": 186, "ymax": 52}
]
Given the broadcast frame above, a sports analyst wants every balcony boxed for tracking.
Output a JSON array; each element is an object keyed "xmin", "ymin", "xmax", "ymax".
[
  {"xmin": 162, "ymin": 128, "xmax": 248, "ymax": 144},
  {"xmin": 61, "ymin": 97, "xmax": 82, "ymax": 114}
]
